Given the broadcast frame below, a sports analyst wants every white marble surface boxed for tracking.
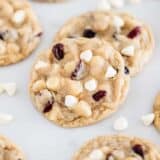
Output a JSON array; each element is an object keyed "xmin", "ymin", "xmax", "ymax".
[{"xmin": 0, "ymin": 0, "xmax": 160, "ymax": 159}]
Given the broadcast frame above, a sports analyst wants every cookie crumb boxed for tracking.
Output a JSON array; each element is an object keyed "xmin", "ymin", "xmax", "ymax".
[{"xmin": 0, "ymin": 113, "xmax": 13, "ymax": 124}]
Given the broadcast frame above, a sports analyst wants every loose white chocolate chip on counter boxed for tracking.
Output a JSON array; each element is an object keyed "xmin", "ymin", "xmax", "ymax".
[
  {"xmin": 141, "ymin": 113, "xmax": 155, "ymax": 126},
  {"xmin": 0, "ymin": 113, "xmax": 13, "ymax": 124},
  {"xmin": 0, "ymin": 83, "xmax": 17, "ymax": 96},
  {"xmin": 113, "ymin": 116, "xmax": 128, "ymax": 131}
]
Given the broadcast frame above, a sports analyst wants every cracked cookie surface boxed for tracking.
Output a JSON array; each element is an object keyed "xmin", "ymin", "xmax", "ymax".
[
  {"xmin": 29, "ymin": 38, "xmax": 129, "ymax": 127},
  {"xmin": 0, "ymin": 135, "xmax": 25, "ymax": 160},
  {"xmin": 73, "ymin": 135, "xmax": 160, "ymax": 160},
  {"xmin": 0, "ymin": 0, "xmax": 42, "ymax": 66},
  {"xmin": 55, "ymin": 11, "xmax": 154, "ymax": 76}
]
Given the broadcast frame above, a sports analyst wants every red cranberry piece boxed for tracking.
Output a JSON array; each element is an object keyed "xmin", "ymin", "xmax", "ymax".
[
  {"xmin": 83, "ymin": 29, "xmax": 96, "ymax": 38},
  {"xmin": 127, "ymin": 26, "xmax": 141, "ymax": 39},
  {"xmin": 52, "ymin": 43, "xmax": 64, "ymax": 60},
  {"xmin": 92, "ymin": 90, "xmax": 107, "ymax": 101},
  {"xmin": 43, "ymin": 100, "xmax": 54, "ymax": 113},
  {"xmin": 124, "ymin": 66, "xmax": 130, "ymax": 75},
  {"xmin": 132, "ymin": 144, "xmax": 144, "ymax": 158},
  {"xmin": 71, "ymin": 60, "xmax": 85, "ymax": 80}
]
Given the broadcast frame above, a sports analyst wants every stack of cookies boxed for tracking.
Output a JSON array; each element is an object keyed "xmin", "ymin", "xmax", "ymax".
[
  {"xmin": 0, "ymin": 0, "xmax": 158, "ymax": 159},
  {"xmin": 29, "ymin": 11, "xmax": 154, "ymax": 128}
]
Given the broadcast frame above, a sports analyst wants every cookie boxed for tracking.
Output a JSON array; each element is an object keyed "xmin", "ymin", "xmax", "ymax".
[
  {"xmin": 0, "ymin": 135, "xmax": 25, "ymax": 160},
  {"xmin": 0, "ymin": 0, "xmax": 42, "ymax": 66},
  {"xmin": 153, "ymin": 92, "xmax": 160, "ymax": 131},
  {"xmin": 55, "ymin": 11, "xmax": 154, "ymax": 76},
  {"xmin": 29, "ymin": 38, "xmax": 130, "ymax": 127},
  {"xmin": 73, "ymin": 135, "xmax": 160, "ymax": 160}
]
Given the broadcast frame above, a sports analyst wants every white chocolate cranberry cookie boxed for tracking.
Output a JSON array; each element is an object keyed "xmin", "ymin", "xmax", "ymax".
[
  {"xmin": 0, "ymin": 0, "xmax": 42, "ymax": 66},
  {"xmin": 153, "ymin": 92, "xmax": 160, "ymax": 131},
  {"xmin": 73, "ymin": 135, "xmax": 160, "ymax": 160},
  {"xmin": 55, "ymin": 11, "xmax": 154, "ymax": 76},
  {"xmin": 0, "ymin": 135, "xmax": 25, "ymax": 160},
  {"xmin": 29, "ymin": 38, "xmax": 130, "ymax": 127}
]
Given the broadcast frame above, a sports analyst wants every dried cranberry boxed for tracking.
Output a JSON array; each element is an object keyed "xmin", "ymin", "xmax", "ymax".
[
  {"xmin": 127, "ymin": 26, "xmax": 141, "ymax": 39},
  {"xmin": 132, "ymin": 144, "xmax": 144, "ymax": 158},
  {"xmin": 92, "ymin": 90, "xmax": 107, "ymax": 101},
  {"xmin": 124, "ymin": 66, "xmax": 130, "ymax": 75},
  {"xmin": 71, "ymin": 60, "xmax": 85, "ymax": 80},
  {"xmin": 43, "ymin": 101, "xmax": 53, "ymax": 113},
  {"xmin": 83, "ymin": 29, "xmax": 96, "ymax": 38},
  {"xmin": 52, "ymin": 43, "xmax": 64, "ymax": 60}
]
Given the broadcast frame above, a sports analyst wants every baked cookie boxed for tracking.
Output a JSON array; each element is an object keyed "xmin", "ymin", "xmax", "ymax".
[
  {"xmin": 0, "ymin": 135, "xmax": 25, "ymax": 160},
  {"xmin": 153, "ymin": 92, "xmax": 160, "ymax": 131},
  {"xmin": 29, "ymin": 38, "xmax": 130, "ymax": 127},
  {"xmin": 73, "ymin": 135, "xmax": 160, "ymax": 160},
  {"xmin": 0, "ymin": 0, "xmax": 42, "ymax": 66},
  {"xmin": 55, "ymin": 11, "xmax": 154, "ymax": 76}
]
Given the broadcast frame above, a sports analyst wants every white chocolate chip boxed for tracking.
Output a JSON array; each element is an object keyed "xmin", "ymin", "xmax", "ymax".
[
  {"xmin": 109, "ymin": 0, "xmax": 125, "ymax": 8},
  {"xmin": 89, "ymin": 149, "xmax": 104, "ymax": 160},
  {"xmin": 113, "ymin": 16, "xmax": 124, "ymax": 30},
  {"xmin": 80, "ymin": 50, "xmax": 93, "ymax": 62},
  {"xmin": 35, "ymin": 60, "xmax": 49, "ymax": 70},
  {"xmin": 3, "ymin": 83, "xmax": 16, "ymax": 96},
  {"xmin": 121, "ymin": 45, "xmax": 135, "ymax": 57},
  {"xmin": 74, "ymin": 101, "xmax": 92, "ymax": 117},
  {"xmin": 84, "ymin": 79, "xmax": 97, "ymax": 91},
  {"xmin": 12, "ymin": 10, "xmax": 26, "ymax": 25},
  {"xmin": 113, "ymin": 117, "xmax": 128, "ymax": 131},
  {"xmin": 141, "ymin": 113, "xmax": 155, "ymax": 126},
  {"xmin": 65, "ymin": 95, "xmax": 78, "ymax": 108},
  {"xmin": 0, "ymin": 113, "xmax": 13, "ymax": 124},
  {"xmin": 97, "ymin": 0, "xmax": 111, "ymax": 11},
  {"xmin": 46, "ymin": 77, "xmax": 60, "ymax": 91},
  {"xmin": 0, "ymin": 41, "xmax": 6, "ymax": 55},
  {"xmin": 105, "ymin": 66, "xmax": 117, "ymax": 78}
]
